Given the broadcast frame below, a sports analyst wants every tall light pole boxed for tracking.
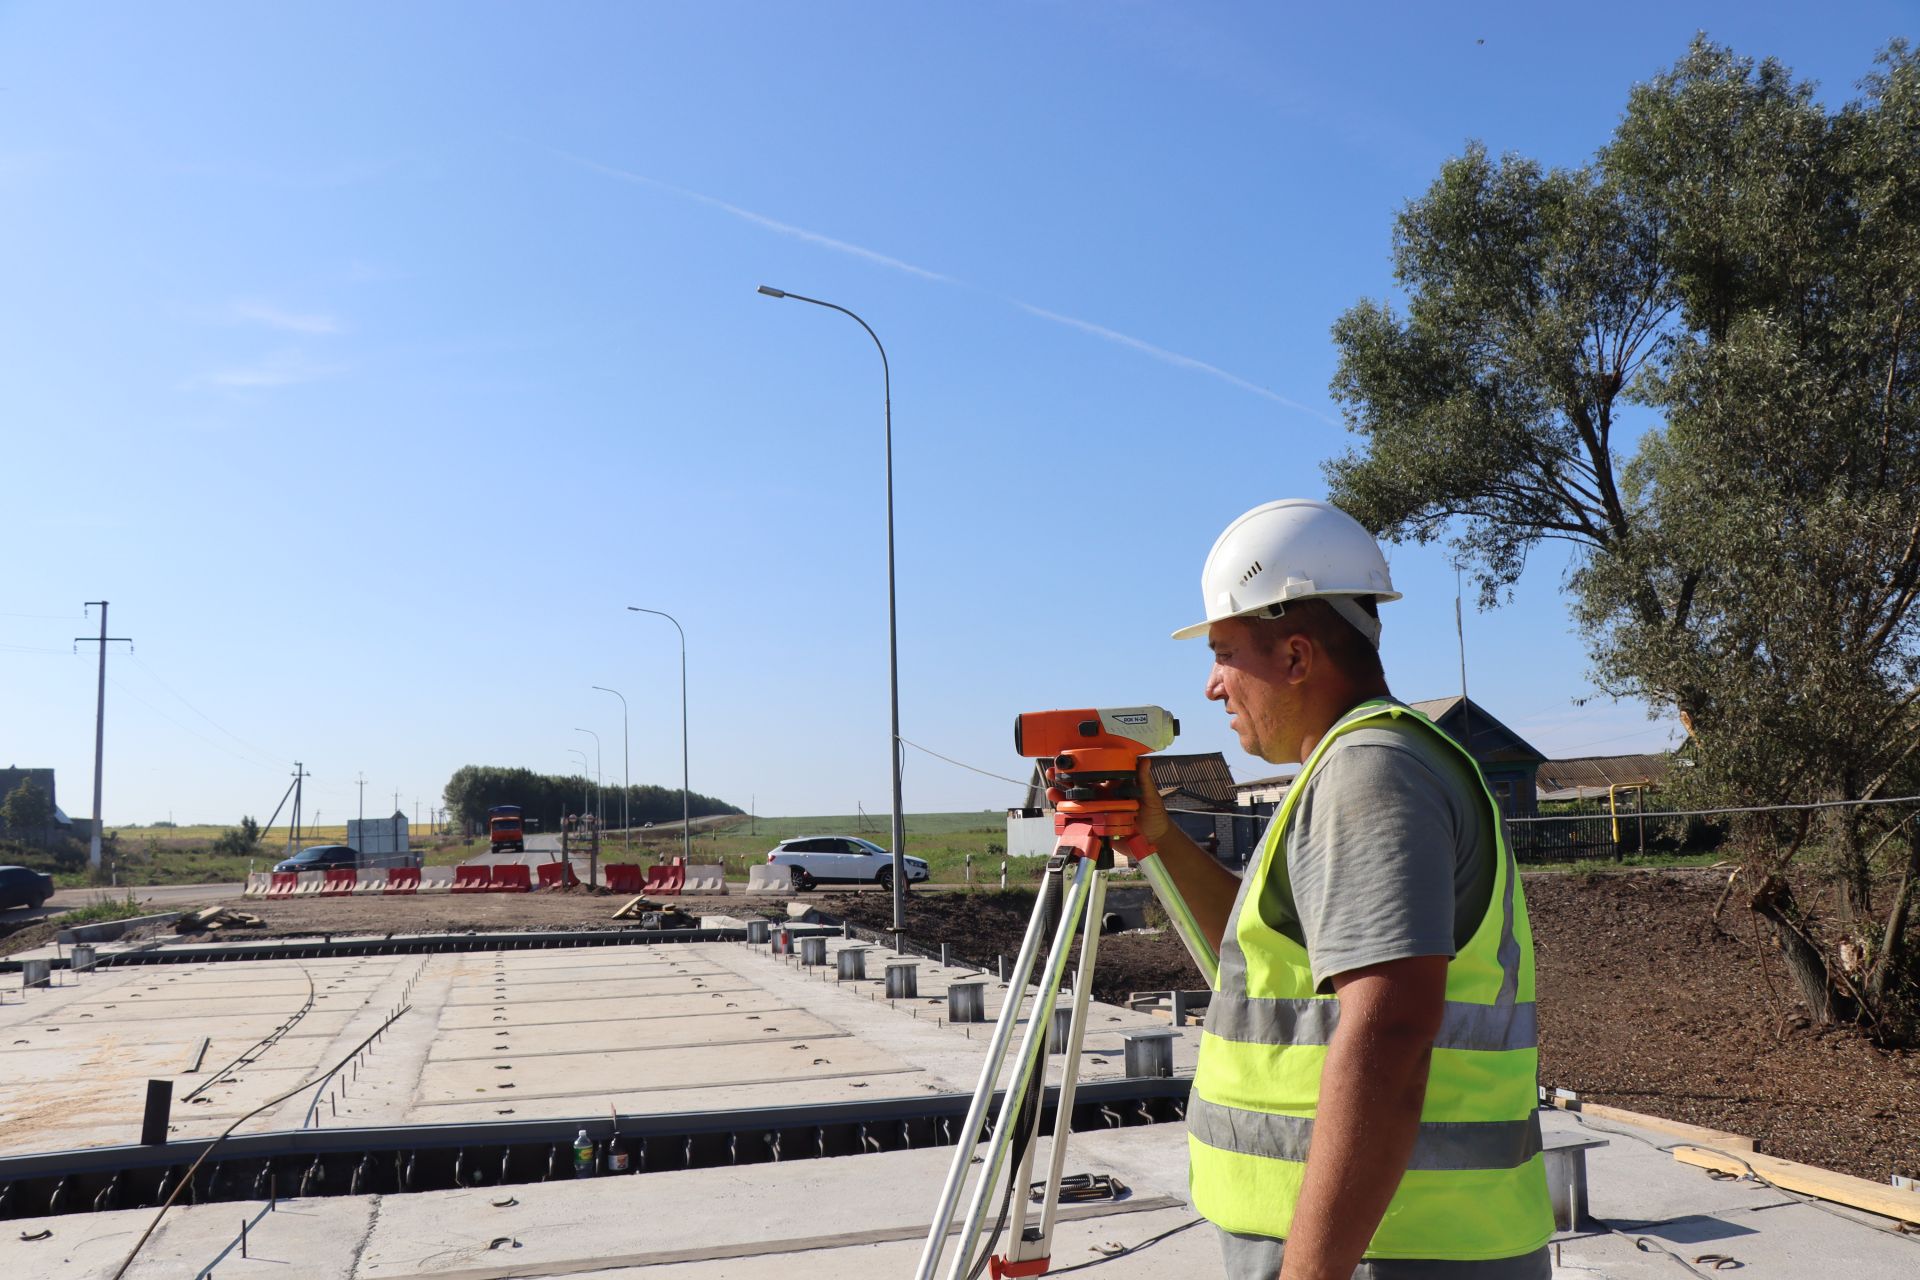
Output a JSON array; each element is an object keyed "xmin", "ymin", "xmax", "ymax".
[
  {"xmin": 566, "ymin": 748, "xmax": 591, "ymax": 820},
  {"xmin": 593, "ymin": 686, "xmax": 630, "ymax": 854},
  {"xmin": 574, "ymin": 728, "xmax": 602, "ymax": 833},
  {"xmin": 626, "ymin": 606, "xmax": 692, "ymax": 866},
  {"xmin": 756, "ymin": 286, "xmax": 907, "ymax": 933}
]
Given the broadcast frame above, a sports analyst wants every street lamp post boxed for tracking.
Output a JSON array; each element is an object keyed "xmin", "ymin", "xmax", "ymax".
[
  {"xmin": 756, "ymin": 285, "xmax": 907, "ymax": 934},
  {"xmin": 574, "ymin": 728, "xmax": 602, "ymax": 832},
  {"xmin": 626, "ymin": 606, "xmax": 692, "ymax": 866},
  {"xmin": 592, "ymin": 686, "xmax": 630, "ymax": 854},
  {"xmin": 566, "ymin": 749, "xmax": 591, "ymax": 823}
]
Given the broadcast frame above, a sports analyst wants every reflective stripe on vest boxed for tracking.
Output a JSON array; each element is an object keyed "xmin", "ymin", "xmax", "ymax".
[{"xmin": 1187, "ymin": 700, "xmax": 1553, "ymax": 1260}]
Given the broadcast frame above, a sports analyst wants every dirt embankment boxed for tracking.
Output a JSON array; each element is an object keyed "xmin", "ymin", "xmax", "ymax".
[{"xmin": 831, "ymin": 873, "xmax": 1920, "ymax": 1184}]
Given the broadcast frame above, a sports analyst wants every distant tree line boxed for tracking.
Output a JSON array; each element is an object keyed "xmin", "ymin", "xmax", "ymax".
[{"xmin": 442, "ymin": 765, "xmax": 742, "ymax": 834}]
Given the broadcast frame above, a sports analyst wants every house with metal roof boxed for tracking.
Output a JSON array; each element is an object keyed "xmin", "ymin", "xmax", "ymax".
[
  {"xmin": 1535, "ymin": 753, "xmax": 1673, "ymax": 802},
  {"xmin": 1403, "ymin": 697, "xmax": 1547, "ymax": 817}
]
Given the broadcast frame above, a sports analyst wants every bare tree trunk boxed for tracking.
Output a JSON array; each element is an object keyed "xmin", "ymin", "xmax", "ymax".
[
  {"xmin": 1866, "ymin": 832, "xmax": 1918, "ymax": 1005},
  {"xmin": 1838, "ymin": 785, "xmax": 1873, "ymax": 917},
  {"xmin": 1751, "ymin": 875, "xmax": 1850, "ymax": 1025}
]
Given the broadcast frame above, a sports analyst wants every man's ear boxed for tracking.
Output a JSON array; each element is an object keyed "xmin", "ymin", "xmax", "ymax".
[{"xmin": 1277, "ymin": 630, "xmax": 1315, "ymax": 685}]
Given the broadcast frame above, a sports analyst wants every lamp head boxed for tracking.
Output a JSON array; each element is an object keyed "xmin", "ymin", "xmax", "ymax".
[{"xmin": 756, "ymin": 285, "xmax": 787, "ymax": 298}]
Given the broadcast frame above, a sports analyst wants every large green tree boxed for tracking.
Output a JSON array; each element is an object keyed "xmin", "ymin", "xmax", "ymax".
[
  {"xmin": 1327, "ymin": 37, "xmax": 1920, "ymax": 1038},
  {"xmin": 0, "ymin": 778, "xmax": 52, "ymax": 841}
]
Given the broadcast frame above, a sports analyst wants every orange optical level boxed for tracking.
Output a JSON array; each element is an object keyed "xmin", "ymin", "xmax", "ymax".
[
  {"xmin": 1014, "ymin": 706, "xmax": 1180, "ymax": 830},
  {"xmin": 1013, "ymin": 706, "xmax": 1179, "ymax": 763}
]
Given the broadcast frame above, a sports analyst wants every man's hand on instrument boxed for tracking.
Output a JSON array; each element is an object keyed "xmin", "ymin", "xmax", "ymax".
[{"xmin": 1133, "ymin": 759, "xmax": 1169, "ymax": 843}]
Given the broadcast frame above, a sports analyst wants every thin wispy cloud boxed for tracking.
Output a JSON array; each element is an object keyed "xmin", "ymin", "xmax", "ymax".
[
  {"xmin": 1005, "ymin": 300, "xmax": 1333, "ymax": 420},
  {"xmin": 559, "ymin": 151, "xmax": 954, "ymax": 284},
  {"xmin": 230, "ymin": 300, "xmax": 342, "ymax": 335},
  {"xmin": 559, "ymin": 150, "xmax": 1326, "ymax": 417},
  {"xmin": 183, "ymin": 350, "xmax": 346, "ymax": 391}
]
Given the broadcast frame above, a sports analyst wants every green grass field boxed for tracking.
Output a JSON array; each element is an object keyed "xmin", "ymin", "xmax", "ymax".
[{"xmin": 553, "ymin": 813, "xmax": 1024, "ymax": 884}]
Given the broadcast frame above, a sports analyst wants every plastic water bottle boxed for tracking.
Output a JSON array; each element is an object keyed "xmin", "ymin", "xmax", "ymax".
[{"xmin": 572, "ymin": 1128, "xmax": 596, "ymax": 1177}]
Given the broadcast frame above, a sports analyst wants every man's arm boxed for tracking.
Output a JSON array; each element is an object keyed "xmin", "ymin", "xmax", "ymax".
[
  {"xmin": 1128, "ymin": 759, "xmax": 1240, "ymax": 949},
  {"xmin": 1277, "ymin": 954, "xmax": 1448, "ymax": 1280}
]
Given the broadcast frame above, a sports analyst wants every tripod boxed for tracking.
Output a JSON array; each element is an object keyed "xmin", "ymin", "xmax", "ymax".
[{"xmin": 915, "ymin": 806, "xmax": 1219, "ymax": 1280}]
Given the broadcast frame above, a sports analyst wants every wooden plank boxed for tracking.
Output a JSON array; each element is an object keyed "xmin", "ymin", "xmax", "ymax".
[
  {"xmin": 1571, "ymin": 1101, "xmax": 1755, "ymax": 1152},
  {"xmin": 1673, "ymin": 1145, "xmax": 1920, "ymax": 1225}
]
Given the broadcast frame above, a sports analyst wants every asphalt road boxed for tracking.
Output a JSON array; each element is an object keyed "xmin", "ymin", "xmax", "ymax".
[{"xmin": 0, "ymin": 879, "xmax": 244, "ymax": 928}]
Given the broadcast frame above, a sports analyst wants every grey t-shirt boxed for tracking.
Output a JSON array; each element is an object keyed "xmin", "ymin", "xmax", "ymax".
[
  {"xmin": 1217, "ymin": 712, "xmax": 1548, "ymax": 1280},
  {"xmin": 1262, "ymin": 720, "xmax": 1495, "ymax": 993}
]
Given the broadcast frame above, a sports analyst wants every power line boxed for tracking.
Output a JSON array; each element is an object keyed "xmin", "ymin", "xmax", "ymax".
[
  {"xmin": 1508, "ymin": 791, "xmax": 1920, "ymax": 824},
  {"xmin": 105, "ymin": 675, "xmax": 280, "ymax": 774},
  {"xmin": 125, "ymin": 653, "xmax": 287, "ymax": 770},
  {"xmin": 899, "ymin": 736, "xmax": 1031, "ymax": 788}
]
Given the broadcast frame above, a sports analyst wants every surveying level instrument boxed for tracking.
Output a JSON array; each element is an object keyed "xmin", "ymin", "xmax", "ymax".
[{"xmin": 915, "ymin": 707, "xmax": 1220, "ymax": 1280}]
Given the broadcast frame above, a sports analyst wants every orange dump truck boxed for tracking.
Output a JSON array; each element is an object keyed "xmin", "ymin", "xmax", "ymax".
[{"xmin": 487, "ymin": 805, "xmax": 526, "ymax": 853}]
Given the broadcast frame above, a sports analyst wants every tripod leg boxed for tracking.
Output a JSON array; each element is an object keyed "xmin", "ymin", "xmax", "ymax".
[
  {"xmin": 914, "ymin": 868, "xmax": 1064, "ymax": 1280},
  {"xmin": 1030, "ymin": 865, "xmax": 1107, "ymax": 1258},
  {"xmin": 1133, "ymin": 839, "xmax": 1221, "ymax": 987},
  {"xmin": 943, "ymin": 856, "xmax": 1095, "ymax": 1280}
]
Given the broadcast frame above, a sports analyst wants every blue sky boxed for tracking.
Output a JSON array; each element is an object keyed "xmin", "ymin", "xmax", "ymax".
[{"xmin": 1, "ymin": 3, "xmax": 1909, "ymax": 828}]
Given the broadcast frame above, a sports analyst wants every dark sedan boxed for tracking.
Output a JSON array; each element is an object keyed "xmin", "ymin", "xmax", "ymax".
[
  {"xmin": 0, "ymin": 866, "xmax": 55, "ymax": 911},
  {"xmin": 272, "ymin": 845, "xmax": 360, "ymax": 874}
]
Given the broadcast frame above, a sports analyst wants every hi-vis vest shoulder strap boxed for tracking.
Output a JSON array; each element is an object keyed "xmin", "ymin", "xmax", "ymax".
[{"xmin": 1187, "ymin": 700, "xmax": 1553, "ymax": 1261}]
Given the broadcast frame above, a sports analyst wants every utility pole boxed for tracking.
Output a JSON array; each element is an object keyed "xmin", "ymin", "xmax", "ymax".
[
  {"xmin": 356, "ymin": 773, "xmax": 366, "ymax": 827},
  {"xmin": 287, "ymin": 763, "xmax": 309, "ymax": 855},
  {"xmin": 76, "ymin": 602, "xmax": 133, "ymax": 873}
]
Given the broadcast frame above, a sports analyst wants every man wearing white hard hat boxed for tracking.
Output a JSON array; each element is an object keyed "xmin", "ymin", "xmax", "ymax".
[{"xmin": 1138, "ymin": 499, "xmax": 1552, "ymax": 1279}]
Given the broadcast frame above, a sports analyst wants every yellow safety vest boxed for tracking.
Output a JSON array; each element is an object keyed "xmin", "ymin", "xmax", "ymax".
[{"xmin": 1187, "ymin": 700, "xmax": 1553, "ymax": 1260}]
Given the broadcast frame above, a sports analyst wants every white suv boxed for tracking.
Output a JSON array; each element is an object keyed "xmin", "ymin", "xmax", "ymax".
[{"xmin": 765, "ymin": 836, "xmax": 930, "ymax": 892}]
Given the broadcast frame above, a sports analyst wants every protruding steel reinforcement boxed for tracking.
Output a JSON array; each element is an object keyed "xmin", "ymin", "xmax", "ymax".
[{"xmin": 0, "ymin": 1080, "xmax": 1190, "ymax": 1222}]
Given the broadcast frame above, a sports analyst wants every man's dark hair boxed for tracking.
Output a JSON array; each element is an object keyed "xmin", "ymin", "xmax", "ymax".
[{"xmin": 1252, "ymin": 597, "xmax": 1386, "ymax": 686}]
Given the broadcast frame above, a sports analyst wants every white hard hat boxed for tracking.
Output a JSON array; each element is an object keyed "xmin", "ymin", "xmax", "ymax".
[{"xmin": 1172, "ymin": 498, "xmax": 1400, "ymax": 644}]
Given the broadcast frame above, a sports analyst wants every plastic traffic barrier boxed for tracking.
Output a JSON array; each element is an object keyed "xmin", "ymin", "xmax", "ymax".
[
  {"xmin": 451, "ymin": 864, "xmax": 493, "ymax": 894},
  {"xmin": 680, "ymin": 863, "xmax": 726, "ymax": 894},
  {"xmin": 385, "ymin": 867, "xmax": 420, "ymax": 894},
  {"xmin": 604, "ymin": 864, "xmax": 644, "ymax": 894},
  {"xmin": 417, "ymin": 867, "xmax": 454, "ymax": 894},
  {"xmin": 294, "ymin": 871, "xmax": 325, "ymax": 895},
  {"xmin": 321, "ymin": 869, "xmax": 356, "ymax": 896},
  {"xmin": 490, "ymin": 864, "xmax": 532, "ymax": 893},
  {"xmin": 243, "ymin": 872, "xmax": 270, "ymax": 897},
  {"xmin": 266, "ymin": 872, "xmax": 299, "ymax": 898},
  {"xmin": 352, "ymin": 869, "xmax": 388, "ymax": 894},
  {"xmin": 536, "ymin": 861, "xmax": 579, "ymax": 889},
  {"xmin": 642, "ymin": 865, "xmax": 684, "ymax": 896},
  {"xmin": 744, "ymin": 864, "xmax": 788, "ymax": 893}
]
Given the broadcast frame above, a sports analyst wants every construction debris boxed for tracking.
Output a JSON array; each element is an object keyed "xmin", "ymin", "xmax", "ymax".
[
  {"xmin": 174, "ymin": 906, "xmax": 265, "ymax": 934},
  {"xmin": 611, "ymin": 897, "xmax": 697, "ymax": 928}
]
